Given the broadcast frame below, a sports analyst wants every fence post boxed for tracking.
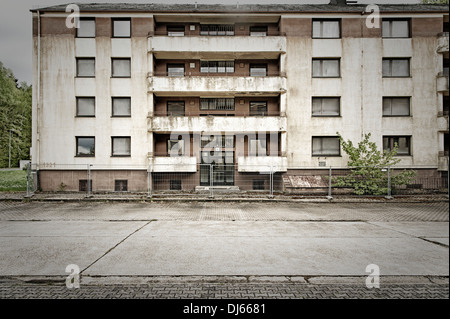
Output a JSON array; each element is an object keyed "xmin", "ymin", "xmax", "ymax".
[
  {"xmin": 385, "ymin": 166, "xmax": 393, "ymax": 199},
  {"xmin": 209, "ymin": 164, "xmax": 214, "ymax": 198},
  {"xmin": 87, "ymin": 164, "xmax": 92, "ymax": 198},
  {"xmin": 269, "ymin": 165, "xmax": 274, "ymax": 199},
  {"xmin": 147, "ymin": 166, "xmax": 152, "ymax": 199},
  {"xmin": 327, "ymin": 166, "xmax": 333, "ymax": 200},
  {"xmin": 25, "ymin": 164, "xmax": 32, "ymax": 198}
]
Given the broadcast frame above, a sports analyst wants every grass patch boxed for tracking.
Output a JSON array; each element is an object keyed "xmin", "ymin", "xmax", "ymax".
[{"xmin": 0, "ymin": 170, "xmax": 27, "ymax": 192}]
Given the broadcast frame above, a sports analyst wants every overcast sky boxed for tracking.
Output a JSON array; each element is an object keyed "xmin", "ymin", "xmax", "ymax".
[{"xmin": 0, "ymin": 0, "xmax": 420, "ymax": 85}]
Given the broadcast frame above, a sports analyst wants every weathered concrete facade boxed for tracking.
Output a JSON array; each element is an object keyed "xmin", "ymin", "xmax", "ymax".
[{"xmin": 31, "ymin": 3, "xmax": 449, "ymax": 192}]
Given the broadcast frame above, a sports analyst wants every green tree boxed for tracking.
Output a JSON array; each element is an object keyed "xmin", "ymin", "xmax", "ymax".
[
  {"xmin": 0, "ymin": 61, "xmax": 32, "ymax": 168},
  {"xmin": 334, "ymin": 132, "xmax": 416, "ymax": 195}
]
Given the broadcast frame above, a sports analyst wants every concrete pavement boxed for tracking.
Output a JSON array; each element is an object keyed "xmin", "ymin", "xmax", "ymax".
[{"xmin": 0, "ymin": 201, "xmax": 448, "ymax": 299}]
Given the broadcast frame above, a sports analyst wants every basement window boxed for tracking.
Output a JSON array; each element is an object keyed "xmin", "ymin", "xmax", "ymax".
[
  {"xmin": 115, "ymin": 180, "xmax": 128, "ymax": 192},
  {"xmin": 79, "ymin": 180, "xmax": 92, "ymax": 192},
  {"xmin": 170, "ymin": 180, "xmax": 182, "ymax": 190},
  {"xmin": 253, "ymin": 180, "xmax": 265, "ymax": 190}
]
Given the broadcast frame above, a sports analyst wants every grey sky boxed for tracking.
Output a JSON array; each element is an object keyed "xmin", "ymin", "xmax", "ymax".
[{"xmin": 0, "ymin": 0, "xmax": 420, "ymax": 85}]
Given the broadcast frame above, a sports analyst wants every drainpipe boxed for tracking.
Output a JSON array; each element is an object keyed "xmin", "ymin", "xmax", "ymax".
[{"xmin": 36, "ymin": 10, "xmax": 41, "ymax": 167}]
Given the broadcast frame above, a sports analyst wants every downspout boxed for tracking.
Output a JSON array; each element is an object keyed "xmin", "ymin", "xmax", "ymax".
[{"xmin": 36, "ymin": 10, "xmax": 41, "ymax": 167}]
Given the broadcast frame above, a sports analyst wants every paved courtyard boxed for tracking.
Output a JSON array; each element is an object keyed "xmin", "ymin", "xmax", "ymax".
[{"xmin": 0, "ymin": 200, "xmax": 448, "ymax": 299}]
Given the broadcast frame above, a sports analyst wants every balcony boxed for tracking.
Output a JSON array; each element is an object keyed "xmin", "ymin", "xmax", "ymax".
[
  {"xmin": 438, "ymin": 152, "xmax": 449, "ymax": 171},
  {"xmin": 437, "ymin": 72, "xmax": 449, "ymax": 92},
  {"xmin": 437, "ymin": 32, "xmax": 449, "ymax": 54},
  {"xmin": 149, "ymin": 74, "xmax": 286, "ymax": 95},
  {"xmin": 237, "ymin": 155, "xmax": 287, "ymax": 172},
  {"xmin": 148, "ymin": 34, "xmax": 286, "ymax": 59},
  {"xmin": 149, "ymin": 114, "xmax": 287, "ymax": 133},
  {"xmin": 437, "ymin": 112, "xmax": 449, "ymax": 131},
  {"xmin": 149, "ymin": 155, "xmax": 197, "ymax": 172}
]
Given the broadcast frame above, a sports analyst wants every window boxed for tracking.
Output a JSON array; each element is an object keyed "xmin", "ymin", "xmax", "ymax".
[
  {"xmin": 112, "ymin": 137, "xmax": 131, "ymax": 156},
  {"xmin": 383, "ymin": 136, "xmax": 411, "ymax": 155},
  {"xmin": 382, "ymin": 58, "xmax": 410, "ymax": 77},
  {"xmin": 250, "ymin": 64, "xmax": 267, "ymax": 76},
  {"xmin": 382, "ymin": 19, "xmax": 410, "ymax": 38},
  {"xmin": 76, "ymin": 97, "xmax": 95, "ymax": 117},
  {"xmin": 200, "ymin": 98, "xmax": 235, "ymax": 110},
  {"xmin": 79, "ymin": 180, "xmax": 92, "ymax": 192},
  {"xmin": 170, "ymin": 180, "xmax": 182, "ymax": 190},
  {"xmin": 167, "ymin": 139, "xmax": 185, "ymax": 156},
  {"xmin": 76, "ymin": 137, "xmax": 95, "ymax": 157},
  {"xmin": 167, "ymin": 25, "xmax": 185, "ymax": 36},
  {"xmin": 312, "ymin": 20, "xmax": 340, "ymax": 38},
  {"xmin": 253, "ymin": 180, "xmax": 265, "ymax": 190},
  {"xmin": 112, "ymin": 58, "xmax": 131, "ymax": 77},
  {"xmin": 312, "ymin": 137, "xmax": 340, "ymax": 156},
  {"xmin": 201, "ymin": 135, "xmax": 234, "ymax": 148},
  {"xmin": 200, "ymin": 61, "xmax": 234, "ymax": 74},
  {"xmin": 115, "ymin": 180, "xmax": 128, "ymax": 192},
  {"xmin": 200, "ymin": 25, "xmax": 234, "ymax": 36},
  {"xmin": 250, "ymin": 26, "xmax": 267, "ymax": 36},
  {"xmin": 312, "ymin": 59, "xmax": 340, "ymax": 77},
  {"xmin": 250, "ymin": 101, "xmax": 268, "ymax": 115},
  {"xmin": 167, "ymin": 64, "xmax": 185, "ymax": 77},
  {"xmin": 167, "ymin": 101, "xmax": 185, "ymax": 116},
  {"xmin": 112, "ymin": 18, "xmax": 131, "ymax": 37},
  {"xmin": 312, "ymin": 97, "xmax": 340, "ymax": 116},
  {"xmin": 77, "ymin": 18, "xmax": 95, "ymax": 38},
  {"xmin": 76, "ymin": 58, "xmax": 95, "ymax": 77},
  {"xmin": 382, "ymin": 97, "xmax": 410, "ymax": 116},
  {"xmin": 249, "ymin": 138, "xmax": 267, "ymax": 156},
  {"xmin": 112, "ymin": 97, "xmax": 131, "ymax": 117}
]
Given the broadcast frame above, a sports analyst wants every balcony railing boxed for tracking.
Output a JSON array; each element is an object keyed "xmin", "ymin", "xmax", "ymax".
[
  {"xmin": 149, "ymin": 111, "xmax": 286, "ymax": 117},
  {"xmin": 149, "ymin": 71, "xmax": 286, "ymax": 77},
  {"xmin": 148, "ymin": 31, "xmax": 286, "ymax": 37}
]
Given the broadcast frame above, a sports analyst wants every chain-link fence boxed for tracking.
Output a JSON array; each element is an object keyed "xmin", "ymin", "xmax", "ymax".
[{"xmin": 25, "ymin": 163, "xmax": 449, "ymax": 199}]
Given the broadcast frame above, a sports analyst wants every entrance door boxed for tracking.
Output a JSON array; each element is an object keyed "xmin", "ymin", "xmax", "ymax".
[{"xmin": 200, "ymin": 151, "xmax": 234, "ymax": 186}]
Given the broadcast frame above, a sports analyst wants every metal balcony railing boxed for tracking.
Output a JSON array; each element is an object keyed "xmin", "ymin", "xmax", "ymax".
[
  {"xmin": 148, "ymin": 30, "xmax": 286, "ymax": 37},
  {"xmin": 149, "ymin": 111, "xmax": 286, "ymax": 117}
]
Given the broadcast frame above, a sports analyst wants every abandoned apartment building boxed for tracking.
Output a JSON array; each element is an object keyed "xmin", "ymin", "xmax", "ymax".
[{"xmin": 30, "ymin": 1, "xmax": 449, "ymax": 194}]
